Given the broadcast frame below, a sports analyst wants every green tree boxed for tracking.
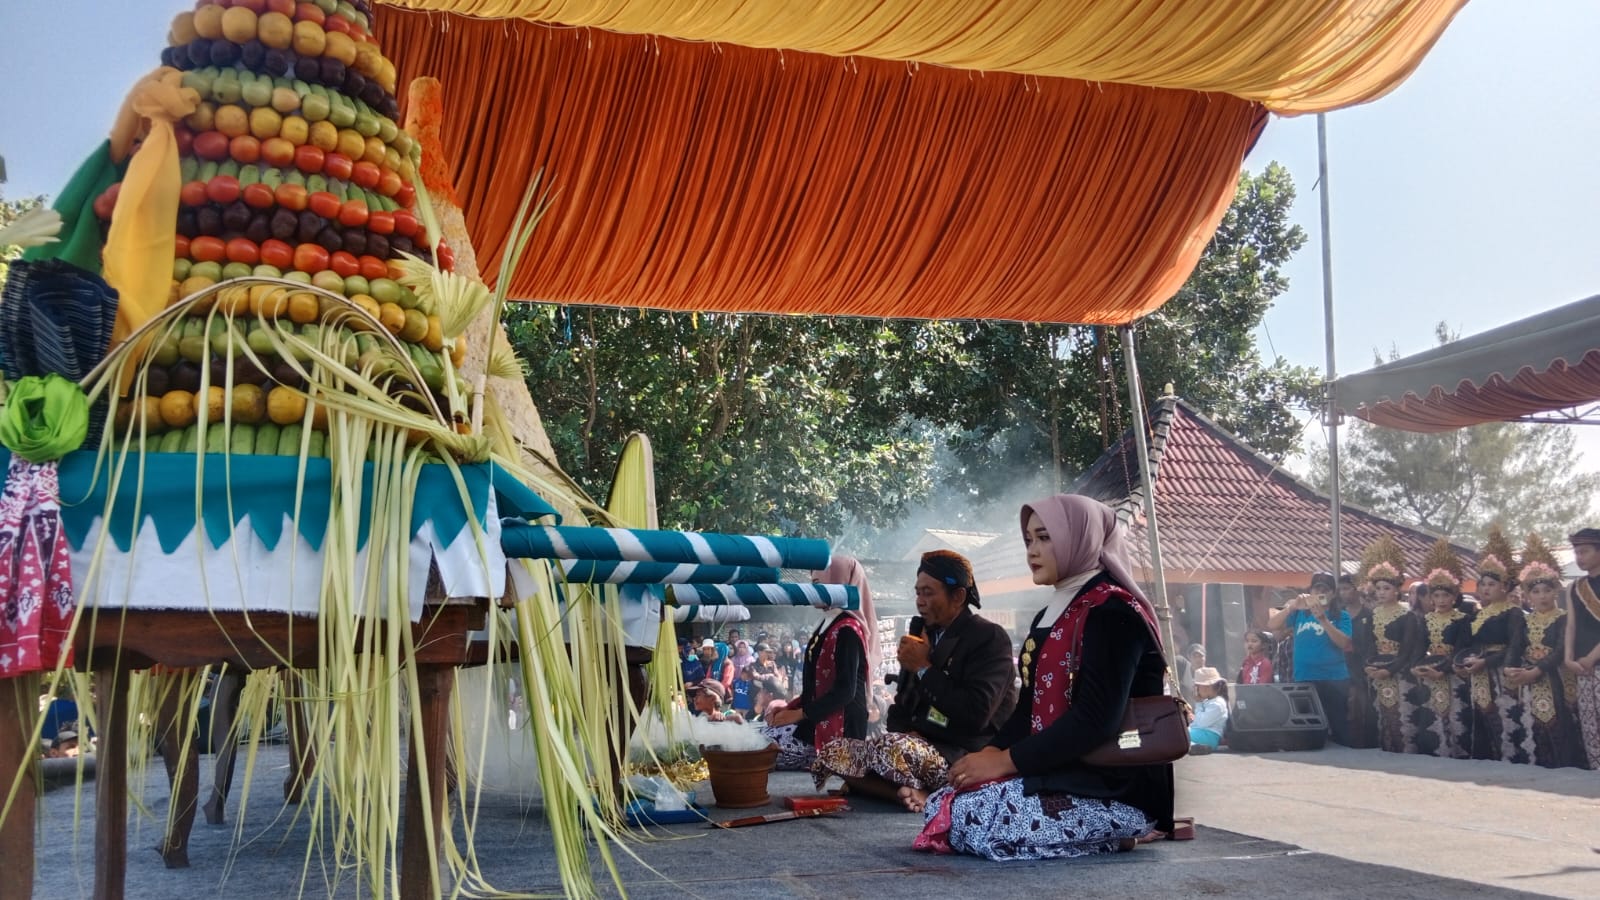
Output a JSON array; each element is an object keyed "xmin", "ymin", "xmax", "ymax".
[
  {"xmin": 904, "ymin": 162, "xmax": 1320, "ymax": 514},
  {"xmin": 1313, "ymin": 325, "xmax": 1600, "ymax": 546},
  {"xmin": 506, "ymin": 306, "xmax": 961, "ymax": 536},
  {"xmin": 0, "ymin": 190, "xmax": 48, "ymax": 286}
]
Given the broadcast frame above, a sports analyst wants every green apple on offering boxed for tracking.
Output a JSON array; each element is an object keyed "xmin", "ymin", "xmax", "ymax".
[
  {"xmin": 369, "ymin": 278, "xmax": 402, "ymax": 305},
  {"xmin": 191, "ymin": 261, "xmax": 225, "ymax": 282},
  {"xmin": 311, "ymin": 270, "xmax": 346, "ymax": 295},
  {"xmin": 301, "ymin": 92, "xmax": 332, "ymax": 123}
]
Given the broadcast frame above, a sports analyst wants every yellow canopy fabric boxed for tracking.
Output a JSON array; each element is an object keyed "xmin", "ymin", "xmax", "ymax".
[{"xmin": 380, "ymin": 0, "xmax": 1468, "ymax": 114}]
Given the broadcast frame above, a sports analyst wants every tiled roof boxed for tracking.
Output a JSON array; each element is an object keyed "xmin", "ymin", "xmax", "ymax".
[
  {"xmin": 973, "ymin": 396, "xmax": 1475, "ymax": 590},
  {"xmin": 903, "ymin": 529, "xmax": 1001, "ymax": 560}
]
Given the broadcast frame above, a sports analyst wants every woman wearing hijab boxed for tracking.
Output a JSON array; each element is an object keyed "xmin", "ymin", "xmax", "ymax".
[
  {"xmin": 913, "ymin": 494, "xmax": 1173, "ymax": 860},
  {"xmin": 813, "ymin": 550, "xmax": 1016, "ymax": 804},
  {"xmin": 762, "ymin": 554, "xmax": 876, "ymax": 770}
]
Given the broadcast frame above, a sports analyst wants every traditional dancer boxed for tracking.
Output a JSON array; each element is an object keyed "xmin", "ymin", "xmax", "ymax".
[
  {"xmin": 1452, "ymin": 555, "xmax": 1532, "ymax": 762},
  {"xmin": 1408, "ymin": 569, "xmax": 1472, "ymax": 759},
  {"xmin": 1505, "ymin": 562, "xmax": 1585, "ymax": 768}
]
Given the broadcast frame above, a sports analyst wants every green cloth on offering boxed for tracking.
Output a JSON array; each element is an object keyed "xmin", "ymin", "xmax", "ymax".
[
  {"xmin": 0, "ymin": 374, "xmax": 90, "ymax": 462},
  {"xmin": 21, "ymin": 141, "xmax": 123, "ymax": 276}
]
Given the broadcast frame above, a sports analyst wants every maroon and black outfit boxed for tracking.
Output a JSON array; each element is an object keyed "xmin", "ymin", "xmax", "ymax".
[
  {"xmin": 914, "ymin": 574, "xmax": 1171, "ymax": 859},
  {"xmin": 763, "ymin": 613, "xmax": 867, "ymax": 769}
]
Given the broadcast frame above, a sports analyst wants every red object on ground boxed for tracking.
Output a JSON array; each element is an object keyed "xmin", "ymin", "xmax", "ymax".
[{"xmin": 781, "ymin": 796, "xmax": 850, "ymax": 813}]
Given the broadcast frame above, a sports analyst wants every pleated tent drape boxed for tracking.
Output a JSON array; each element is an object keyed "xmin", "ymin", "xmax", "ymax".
[
  {"xmin": 379, "ymin": 0, "xmax": 1468, "ymax": 115},
  {"xmin": 377, "ymin": 13, "xmax": 1267, "ymax": 324}
]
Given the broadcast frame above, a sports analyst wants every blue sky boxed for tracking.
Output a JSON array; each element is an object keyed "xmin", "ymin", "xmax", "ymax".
[{"xmin": 5, "ymin": 1, "xmax": 1599, "ymax": 468}]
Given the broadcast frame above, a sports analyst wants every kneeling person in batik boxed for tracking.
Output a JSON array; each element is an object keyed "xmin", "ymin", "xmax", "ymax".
[
  {"xmin": 814, "ymin": 550, "xmax": 1016, "ymax": 804},
  {"xmin": 913, "ymin": 495, "xmax": 1174, "ymax": 861}
]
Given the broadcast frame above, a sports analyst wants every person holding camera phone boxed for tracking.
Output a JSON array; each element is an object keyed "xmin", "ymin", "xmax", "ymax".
[{"xmin": 1266, "ymin": 572, "xmax": 1354, "ymax": 745}]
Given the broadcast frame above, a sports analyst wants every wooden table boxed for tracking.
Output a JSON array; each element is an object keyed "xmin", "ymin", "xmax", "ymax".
[{"xmin": 0, "ymin": 596, "xmax": 485, "ymax": 900}]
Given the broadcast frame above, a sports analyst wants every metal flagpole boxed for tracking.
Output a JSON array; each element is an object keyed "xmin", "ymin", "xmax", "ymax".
[
  {"xmin": 1117, "ymin": 325, "xmax": 1179, "ymax": 657},
  {"xmin": 1318, "ymin": 113, "xmax": 1343, "ymax": 578}
]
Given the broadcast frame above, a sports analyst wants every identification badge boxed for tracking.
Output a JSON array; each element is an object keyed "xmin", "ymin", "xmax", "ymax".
[
  {"xmin": 1116, "ymin": 730, "xmax": 1141, "ymax": 750},
  {"xmin": 927, "ymin": 707, "xmax": 950, "ymax": 728}
]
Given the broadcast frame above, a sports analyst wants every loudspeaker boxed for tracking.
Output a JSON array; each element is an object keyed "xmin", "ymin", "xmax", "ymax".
[{"xmin": 1225, "ymin": 683, "xmax": 1328, "ymax": 752}]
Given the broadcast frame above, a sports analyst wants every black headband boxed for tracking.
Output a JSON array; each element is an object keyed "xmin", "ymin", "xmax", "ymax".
[{"xmin": 918, "ymin": 554, "xmax": 980, "ymax": 608}]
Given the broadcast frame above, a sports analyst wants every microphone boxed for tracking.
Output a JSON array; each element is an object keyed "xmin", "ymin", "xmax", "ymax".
[{"xmin": 886, "ymin": 616, "xmax": 928, "ymax": 685}]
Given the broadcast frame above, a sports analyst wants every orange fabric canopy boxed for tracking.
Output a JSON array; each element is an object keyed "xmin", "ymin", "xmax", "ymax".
[
  {"xmin": 379, "ymin": 13, "xmax": 1266, "ymax": 324},
  {"xmin": 380, "ymin": 0, "xmax": 1468, "ymax": 115}
]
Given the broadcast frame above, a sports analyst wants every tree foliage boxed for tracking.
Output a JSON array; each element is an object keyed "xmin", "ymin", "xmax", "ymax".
[
  {"xmin": 1315, "ymin": 325, "xmax": 1600, "ymax": 547},
  {"xmin": 894, "ymin": 162, "xmax": 1320, "ymax": 517},
  {"xmin": 506, "ymin": 306, "xmax": 959, "ymax": 536},
  {"xmin": 0, "ymin": 191, "xmax": 47, "ymax": 287}
]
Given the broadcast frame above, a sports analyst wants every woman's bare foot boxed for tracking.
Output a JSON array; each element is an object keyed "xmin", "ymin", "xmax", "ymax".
[{"xmin": 896, "ymin": 786, "xmax": 929, "ymax": 813}]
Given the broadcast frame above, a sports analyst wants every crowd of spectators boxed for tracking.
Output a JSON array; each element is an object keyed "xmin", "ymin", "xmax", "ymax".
[{"xmin": 678, "ymin": 625, "xmax": 893, "ymax": 730}]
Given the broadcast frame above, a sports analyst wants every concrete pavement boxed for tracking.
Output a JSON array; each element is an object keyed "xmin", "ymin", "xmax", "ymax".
[
  {"xmin": 1178, "ymin": 745, "xmax": 1599, "ymax": 899},
  {"xmin": 27, "ymin": 743, "xmax": 1588, "ymax": 898}
]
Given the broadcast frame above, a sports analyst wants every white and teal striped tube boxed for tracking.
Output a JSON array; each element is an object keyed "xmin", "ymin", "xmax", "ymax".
[
  {"xmin": 662, "ymin": 583, "xmax": 859, "ymax": 610},
  {"xmin": 558, "ymin": 560, "xmax": 781, "ymax": 585},
  {"xmin": 501, "ymin": 524, "xmax": 831, "ymax": 570}
]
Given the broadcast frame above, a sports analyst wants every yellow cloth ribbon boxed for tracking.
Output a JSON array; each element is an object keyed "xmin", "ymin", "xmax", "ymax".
[{"xmin": 102, "ymin": 67, "xmax": 199, "ymax": 349}]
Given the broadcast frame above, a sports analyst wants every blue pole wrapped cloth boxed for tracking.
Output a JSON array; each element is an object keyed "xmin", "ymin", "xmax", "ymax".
[
  {"xmin": 662, "ymin": 583, "xmax": 859, "ymax": 610},
  {"xmin": 500, "ymin": 524, "xmax": 831, "ymax": 570},
  {"xmin": 558, "ymin": 560, "xmax": 781, "ymax": 585}
]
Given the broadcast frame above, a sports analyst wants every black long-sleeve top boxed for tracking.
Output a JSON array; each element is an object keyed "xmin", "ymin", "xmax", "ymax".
[
  {"xmin": 1362, "ymin": 603, "xmax": 1423, "ymax": 674},
  {"xmin": 1462, "ymin": 603, "xmax": 1524, "ymax": 668},
  {"xmin": 990, "ymin": 574, "xmax": 1173, "ymax": 830},
  {"xmin": 1570, "ymin": 577, "xmax": 1600, "ymax": 658},
  {"xmin": 792, "ymin": 616, "xmax": 867, "ymax": 745},
  {"xmin": 887, "ymin": 606, "xmax": 1016, "ymax": 760},
  {"xmin": 1507, "ymin": 609, "xmax": 1567, "ymax": 674}
]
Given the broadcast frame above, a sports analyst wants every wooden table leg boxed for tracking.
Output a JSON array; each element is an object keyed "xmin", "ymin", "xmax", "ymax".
[
  {"xmin": 155, "ymin": 679, "xmax": 198, "ymax": 868},
  {"xmin": 203, "ymin": 671, "xmax": 244, "ymax": 825},
  {"xmin": 94, "ymin": 665, "xmax": 130, "ymax": 900},
  {"xmin": 400, "ymin": 665, "xmax": 453, "ymax": 900},
  {"xmin": 282, "ymin": 670, "xmax": 313, "ymax": 803},
  {"xmin": 0, "ymin": 678, "xmax": 38, "ymax": 900}
]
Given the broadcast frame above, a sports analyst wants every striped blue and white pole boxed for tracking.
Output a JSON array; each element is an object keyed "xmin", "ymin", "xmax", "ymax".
[
  {"xmin": 501, "ymin": 524, "xmax": 830, "ymax": 570},
  {"xmin": 558, "ymin": 560, "xmax": 782, "ymax": 585},
  {"xmin": 663, "ymin": 583, "xmax": 859, "ymax": 610}
]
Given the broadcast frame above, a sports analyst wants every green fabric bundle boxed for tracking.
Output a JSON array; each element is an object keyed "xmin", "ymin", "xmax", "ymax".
[{"xmin": 0, "ymin": 374, "xmax": 89, "ymax": 462}]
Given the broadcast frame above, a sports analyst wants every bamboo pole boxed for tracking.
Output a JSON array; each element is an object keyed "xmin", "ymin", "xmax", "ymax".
[{"xmin": 1117, "ymin": 325, "xmax": 1180, "ymax": 658}]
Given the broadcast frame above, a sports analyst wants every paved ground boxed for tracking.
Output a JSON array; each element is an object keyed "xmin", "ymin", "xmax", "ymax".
[
  {"xmin": 1178, "ymin": 745, "xmax": 1600, "ymax": 900},
  {"xmin": 29, "ymin": 743, "xmax": 1591, "ymax": 898}
]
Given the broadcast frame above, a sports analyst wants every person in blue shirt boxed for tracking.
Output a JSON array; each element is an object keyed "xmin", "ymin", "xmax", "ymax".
[
  {"xmin": 680, "ymin": 639, "xmax": 707, "ymax": 686},
  {"xmin": 1267, "ymin": 572, "xmax": 1355, "ymax": 745}
]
